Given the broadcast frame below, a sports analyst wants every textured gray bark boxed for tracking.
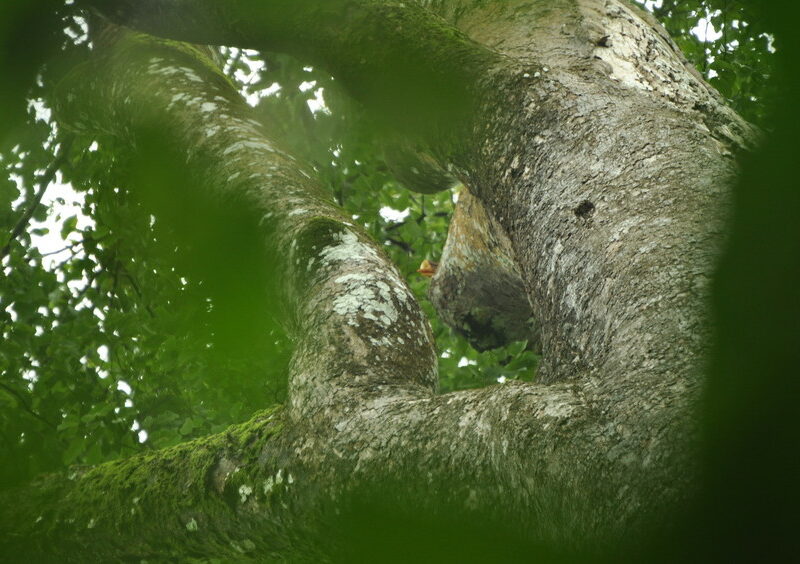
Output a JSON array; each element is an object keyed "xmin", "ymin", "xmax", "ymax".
[
  {"xmin": 430, "ymin": 186, "xmax": 538, "ymax": 351},
  {"xmin": 0, "ymin": 0, "xmax": 756, "ymax": 560}
]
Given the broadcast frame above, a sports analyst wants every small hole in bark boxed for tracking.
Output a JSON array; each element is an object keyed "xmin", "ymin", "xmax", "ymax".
[
  {"xmin": 574, "ymin": 200, "xmax": 595, "ymax": 219},
  {"xmin": 596, "ymin": 35, "xmax": 612, "ymax": 47}
]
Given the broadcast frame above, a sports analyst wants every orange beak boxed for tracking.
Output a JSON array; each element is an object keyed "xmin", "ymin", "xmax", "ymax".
[{"xmin": 417, "ymin": 259, "xmax": 439, "ymax": 277}]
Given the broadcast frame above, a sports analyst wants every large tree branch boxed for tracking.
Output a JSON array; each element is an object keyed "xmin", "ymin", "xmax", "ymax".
[{"xmin": 3, "ymin": 380, "xmax": 601, "ymax": 561}]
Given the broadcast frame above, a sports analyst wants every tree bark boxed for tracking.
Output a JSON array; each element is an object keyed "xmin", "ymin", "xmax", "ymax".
[{"xmin": 0, "ymin": 0, "xmax": 756, "ymax": 560}]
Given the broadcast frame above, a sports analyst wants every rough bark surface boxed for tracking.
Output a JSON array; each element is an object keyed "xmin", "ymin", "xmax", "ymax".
[
  {"xmin": 430, "ymin": 186, "xmax": 538, "ymax": 351},
  {"xmin": 0, "ymin": 0, "xmax": 757, "ymax": 560}
]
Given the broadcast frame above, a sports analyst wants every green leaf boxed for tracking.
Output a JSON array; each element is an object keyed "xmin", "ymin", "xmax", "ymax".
[
  {"xmin": 179, "ymin": 418, "xmax": 195, "ymax": 436},
  {"xmin": 60, "ymin": 215, "xmax": 78, "ymax": 239}
]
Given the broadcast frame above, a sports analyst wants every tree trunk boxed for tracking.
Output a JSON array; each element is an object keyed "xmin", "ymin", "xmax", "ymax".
[{"xmin": 0, "ymin": 0, "xmax": 756, "ymax": 560}]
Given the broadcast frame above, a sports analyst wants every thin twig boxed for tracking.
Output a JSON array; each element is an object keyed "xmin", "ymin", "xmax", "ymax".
[
  {"xmin": 1, "ymin": 136, "xmax": 75, "ymax": 260},
  {"xmin": 33, "ymin": 240, "xmax": 83, "ymax": 258}
]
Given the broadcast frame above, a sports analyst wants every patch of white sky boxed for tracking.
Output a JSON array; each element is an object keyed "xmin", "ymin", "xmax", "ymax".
[
  {"xmin": 62, "ymin": 12, "xmax": 89, "ymax": 44},
  {"xmin": 379, "ymin": 207, "xmax": 410, "ymax": 222},
  {"xmin": 642, "ymin": 0, "xmax": 723, "ymax": 46},
  {"xmin": 222, "ymin": 48, "xmax": 330, "ymax": 114},
  {"xmin": 431, "ymin": 308, "xmax": 488, "ymax": 374},
  {"xmin": 221, "ymin": 50, "xmax": 403, "ymax": 222},
  {"xmin": 441, "ymin": 351, "xmax": 507, "ymax": 382}
]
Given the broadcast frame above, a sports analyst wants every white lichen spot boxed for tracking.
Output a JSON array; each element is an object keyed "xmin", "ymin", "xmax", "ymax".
[
  {"xmin": 331, "ymin": 280, "xmax": 397, "ymax": 328},
  {"xmin": 200, "ymin": 102, "xmax": 217, "ymax": 113},
  {"xmin": 238, "ymin": 484, "xmax": 253, "ymax": 503},
  {"xmin": 369, "ymin": 335, "xmax": 394, "ymax": 346},
  {"xmin": 320, "ymin": 230, "xmax": 379, "ymax": 265},
  {"xmin": 287, "ymin": 473, "xmax": 295, "ymax": 485},
  {"xmin": 186, "ymin": 518, "xmax": 198, "ymax": 532},
  {"xmin": 541, "ymin": 398, "xmax": 575, "ymax": 418},
  {"xmin": 289, "ymin": 208, "xmax": 309, "ymax": 216},
  {"xmin": 87, "ymin": 517, "xmax": 96, "ymax": 529},
  {"xmin": 149, "ymin": 65, "xmax": 182, "ymax": 77},
  {"xmin": 547, "ymin": 240, "xmax": 564, "ymax": 277},
  {"xmin": 167, "ymin": 92, "xmax": 189, "ymax": 111},
  {"xmin": 181, "ymin": 67, "xmax": 203, "ymax": 82},
  {"xmin": 457, "ymin": 410, "xmax": 475, "ymax": 429},
  {"xmin": 263, "ymin": 469, "xmax": 287, "ymax": 495},
  {"xmin": 322, "ymin": 235, "xmax": 405, "ymax": 322},
  {"xmin": 35, "ymin": 515, "xmax": 43, "ymax": 524},
  {"xmin": 227, "ymin": 172, "xmax": 241, "ymax": 183},
  {"xmin": 222, "ymin": 140, "xmax": 275, "ymax": 156},
  {"xmin": 564, "ymin": 282, "xmax": 578, "ymax": 311}
]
